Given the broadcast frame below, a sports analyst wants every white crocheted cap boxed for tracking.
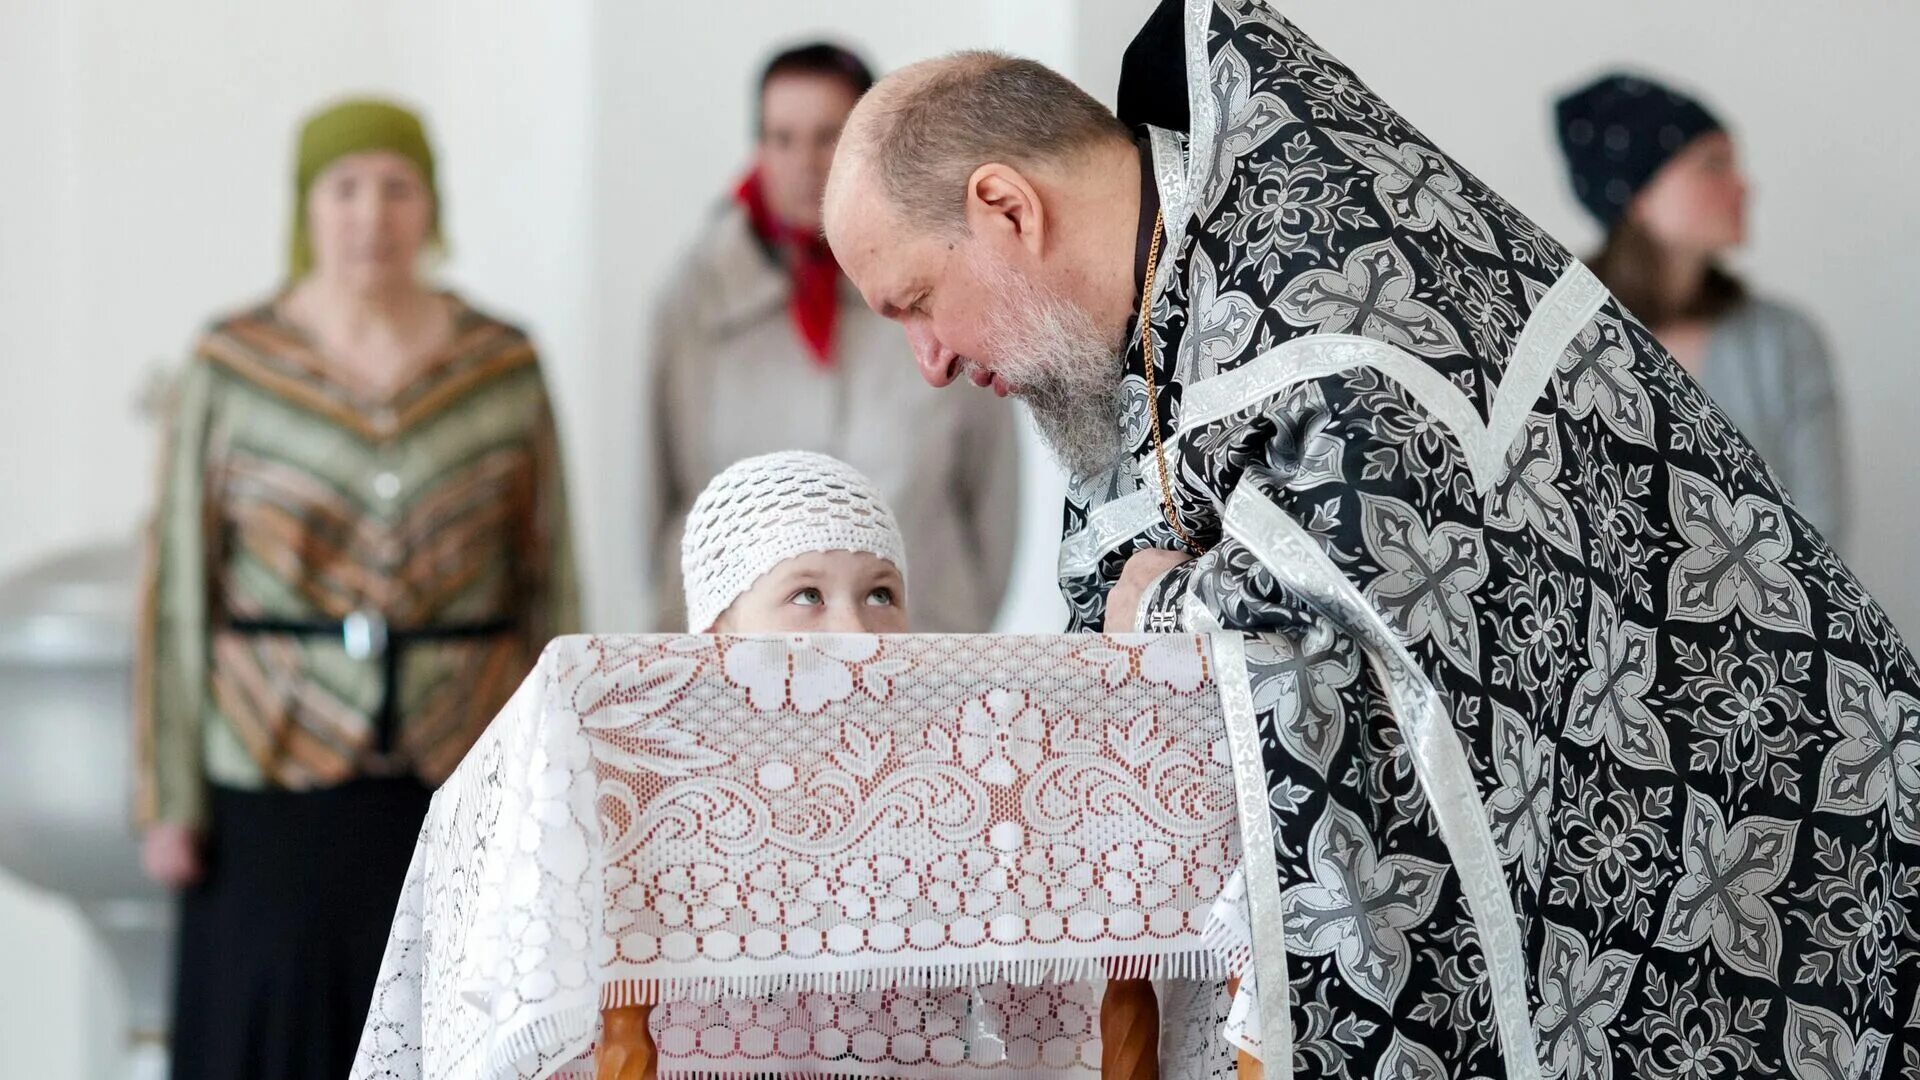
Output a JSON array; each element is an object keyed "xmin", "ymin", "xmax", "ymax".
[{"xmin": 681, "ymin": 451, "xmax": 908, "ymax": 632}]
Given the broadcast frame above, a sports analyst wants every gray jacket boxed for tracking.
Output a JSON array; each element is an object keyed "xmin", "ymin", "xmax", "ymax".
[
  {"xmin": 643, "ymin": 203, "xmax": 1022, "ymax": 632},
  {"xmin": 1698, "ymin": 297, "xmax": 1850, "ymax": 551}
]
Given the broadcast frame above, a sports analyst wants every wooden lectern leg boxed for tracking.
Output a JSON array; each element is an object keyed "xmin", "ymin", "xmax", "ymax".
[
  {"xmin": 1101, "ymin": 978, "xmax": 1159, "ymax": 1080},
  {"xmin": 1225, "ymin": 978, "xmax": 1262, "ymax": 1080},
  {"xmin": 596, "ymin": 1005, "xmax": 657, "ymax": 1080}
]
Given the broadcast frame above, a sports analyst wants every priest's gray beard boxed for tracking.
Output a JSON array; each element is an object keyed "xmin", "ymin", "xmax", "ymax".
[{"xmin": 970, "ymin": 251, "xmax": 1128, "ymax": 478}]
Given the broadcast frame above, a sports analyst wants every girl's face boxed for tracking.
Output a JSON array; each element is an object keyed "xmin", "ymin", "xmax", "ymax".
[{"xmin": 712, "ymin": 550, "xmax": 908, "ymax": 634}]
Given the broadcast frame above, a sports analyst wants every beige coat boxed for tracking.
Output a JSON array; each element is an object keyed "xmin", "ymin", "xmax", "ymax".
[{"xmin": 645, "ymin": 203, "xmax": 1021, "ymax": 632}]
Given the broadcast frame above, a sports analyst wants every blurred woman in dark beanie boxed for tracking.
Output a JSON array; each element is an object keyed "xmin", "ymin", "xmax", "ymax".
[{"xmin": 1556, "ymin": 72, "xmax": 1850, "ymax": 548}]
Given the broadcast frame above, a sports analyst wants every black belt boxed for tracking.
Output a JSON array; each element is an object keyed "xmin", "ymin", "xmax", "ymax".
[{"xmin": 224, "ymin": 612, "xmax": 516, "ymax": 754}]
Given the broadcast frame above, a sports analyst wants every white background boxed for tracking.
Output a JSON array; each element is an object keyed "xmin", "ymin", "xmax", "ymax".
[{"xmin": 3, "ymin": 2, "xmax": 1915, "ymax": 1073}]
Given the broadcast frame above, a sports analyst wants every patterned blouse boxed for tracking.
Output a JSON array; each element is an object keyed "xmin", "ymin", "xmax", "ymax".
[{"xmin": 135, "ymin": 295, "xmax": 579, "ymax": 827}]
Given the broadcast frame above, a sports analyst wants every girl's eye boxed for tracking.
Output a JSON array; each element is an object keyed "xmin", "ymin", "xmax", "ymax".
[
  {"xmin": 866, "ymin": 587, "xmax": 895, "ymax": 607},
  {"xmin": 790, "ymin": 588, "xmax": 824, "ymax": 607}
]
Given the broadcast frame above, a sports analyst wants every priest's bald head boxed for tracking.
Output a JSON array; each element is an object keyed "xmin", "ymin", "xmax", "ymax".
[{"xmin": 824, "ymin": 52, "xmax": 1144, "ymax": 475}]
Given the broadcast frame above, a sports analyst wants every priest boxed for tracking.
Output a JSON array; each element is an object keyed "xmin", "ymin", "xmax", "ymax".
[{"xmin": 823, "ymin": 2, "xmax": 1918, "ymax": 1077}]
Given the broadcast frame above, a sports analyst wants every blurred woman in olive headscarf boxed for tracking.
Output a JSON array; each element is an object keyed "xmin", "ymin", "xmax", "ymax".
[{"xmin": 135, "ymin": 97, "xmax": 578, "ymax": 1079}]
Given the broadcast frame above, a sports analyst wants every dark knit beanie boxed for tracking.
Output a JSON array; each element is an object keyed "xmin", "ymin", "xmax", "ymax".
[{"xmin": 1554, "ymin": 72, "xmax": 1724, "ymax": 229}]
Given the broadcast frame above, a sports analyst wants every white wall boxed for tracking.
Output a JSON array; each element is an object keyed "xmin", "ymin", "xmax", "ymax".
[{"xmin": 3, "ymin": 2, "xmax": 1917, "ymax": 1073}]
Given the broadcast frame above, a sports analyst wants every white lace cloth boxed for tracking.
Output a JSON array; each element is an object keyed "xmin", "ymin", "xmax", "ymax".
[{"xmin": 351, "ymin": 633, "xmax": 1245, "ymax": 1080}]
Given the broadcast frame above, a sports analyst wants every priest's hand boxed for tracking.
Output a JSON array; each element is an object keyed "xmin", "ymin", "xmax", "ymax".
[
  {"xmin": 596, "ymin": 1006, "xmax": 657, "ymax": 1080},
  {"xmin": 1105, "ymin": 549, "xmax": 1195, "ymax": 632},
  {"xmin": 140, "ymin": 823, "xmax": 203, "ymax": 889}
]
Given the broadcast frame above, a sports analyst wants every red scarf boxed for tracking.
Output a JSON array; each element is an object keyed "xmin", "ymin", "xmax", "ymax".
[{"xmin": 734, "ymin": 168, "xmax": 840, "ymax": 368}]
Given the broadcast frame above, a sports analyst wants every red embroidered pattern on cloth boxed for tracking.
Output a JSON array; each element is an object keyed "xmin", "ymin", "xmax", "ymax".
[
  {"xmin": 638, "ymin": 983, "xmax": 1104, "ymax": 1077},
  {"xmin": 351, "ymin": 634, "xmax": 1243, "ymax": 1080},
  {"xmin": 580, "ymin": 633, "xmax": 1238, "ymax": 999}
]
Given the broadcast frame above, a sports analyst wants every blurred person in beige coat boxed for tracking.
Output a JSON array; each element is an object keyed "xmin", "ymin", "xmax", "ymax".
[{"xmin": 645, "ymin": 42, "xmax": 1020, "ymax": 632}]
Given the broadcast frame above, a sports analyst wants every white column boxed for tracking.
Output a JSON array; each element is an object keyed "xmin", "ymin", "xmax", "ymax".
[{"xmin": 986, "ymin": 0, "xmax": 1161, "ymax": 634}]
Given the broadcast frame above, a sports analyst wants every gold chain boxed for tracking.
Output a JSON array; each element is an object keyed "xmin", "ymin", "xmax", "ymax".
[{"xmin": 1138, "ymin": 210, "xmax": 1208, "ymax": 555}]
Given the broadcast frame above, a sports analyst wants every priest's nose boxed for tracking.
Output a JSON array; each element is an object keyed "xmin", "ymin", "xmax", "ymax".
[{"xmin": 908, "ymin": 325, "xmax": 959, "ymax": 388}]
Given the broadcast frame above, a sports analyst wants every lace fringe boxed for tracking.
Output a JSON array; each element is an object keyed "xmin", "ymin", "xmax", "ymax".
[
  {"xmin": 1201, "ymin": 915, "xmax": 1251, "ymax": 978},
  {"xmin": 480, "ymin": 1001, "xmax": 599, "ymax": 1080},
  {"xmin": 600, "ymin": 947, "xmax": 1230, "ymax": 1007}
]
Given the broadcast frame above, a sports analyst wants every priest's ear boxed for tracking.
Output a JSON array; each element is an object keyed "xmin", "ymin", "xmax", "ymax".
[{"xmin": 964, "ymin": 163, "xmax": 1048, "ymax": 256}]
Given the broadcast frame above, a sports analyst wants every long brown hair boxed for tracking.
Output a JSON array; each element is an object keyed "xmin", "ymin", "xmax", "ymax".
[{"xmin": 1588, "ymin": 216, "xmax": 1746, "ymax": 327}]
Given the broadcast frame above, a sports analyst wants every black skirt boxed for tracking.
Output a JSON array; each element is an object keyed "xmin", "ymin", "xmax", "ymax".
[{"xmin": 169, "ymin": 778, "xmax": 431, "ymax": 1080}]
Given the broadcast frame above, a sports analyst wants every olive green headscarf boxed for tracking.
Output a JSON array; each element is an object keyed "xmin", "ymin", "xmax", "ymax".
[{"xmin": 287, "ymin": 97, "xmax": 442, "ymax": 281}]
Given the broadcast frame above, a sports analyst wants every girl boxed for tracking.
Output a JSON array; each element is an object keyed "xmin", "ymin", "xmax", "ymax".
[{"xmin": 600, "ymin": 451, "xmax": 1164, "ymax": 1079}]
